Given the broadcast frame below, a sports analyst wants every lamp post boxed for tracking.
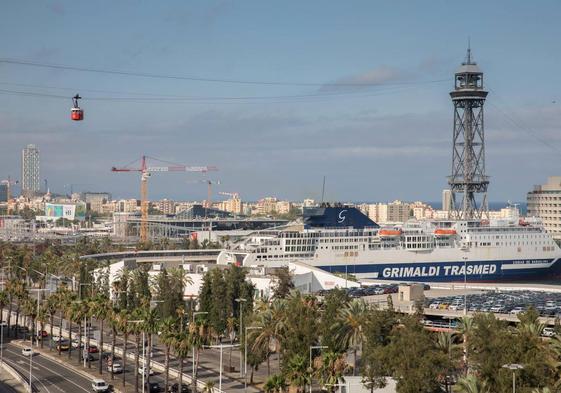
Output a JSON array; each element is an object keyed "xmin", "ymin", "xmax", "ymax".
[
  {"xmin": 244, "ymin": 326, "xmax": 262, "ymax": 392},
  {"xmin": 309, "ymin": 345, "xmax": 328, "ymax": 393},
  {"xmin": 204, "ymin": 344, "xmax": 239, "ymax": 392},
  {"xmin": 79, "ymin": 283, "xmax": 91, "ymax": 367},
  {"xmin": 462, "ymin": 256, "xmax": 468, "ymax": 316},
  {"xmin": 502, "ymin": 364, "xmax": 524, "ymax": 393},
  {"xmin": 235, "ymin": 297, "xmax": 247, "ymax": 377},
  {"xmin": 192, "ymin": 311, "xmax": 208, "ymax": 385},
  {"xmin": 29, "ymin": 288, "xmax": 49, "ymax": 347},
  {"xmin": 130, "ymin": 320, "xmax": 146, "ymax": 393}
]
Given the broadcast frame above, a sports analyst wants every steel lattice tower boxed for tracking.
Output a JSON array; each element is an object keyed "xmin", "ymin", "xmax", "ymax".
[{"xmin": 448, "ymin": 46, "xmax": 489, "ymax": 220}]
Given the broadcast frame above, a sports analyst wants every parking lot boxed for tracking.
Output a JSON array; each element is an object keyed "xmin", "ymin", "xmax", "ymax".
[{"xmin": 425, "ymin": 290, "xmax": 561, "ymax": 318}]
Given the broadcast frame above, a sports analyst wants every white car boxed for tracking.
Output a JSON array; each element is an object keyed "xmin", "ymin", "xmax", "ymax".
[
  {"xmin": 138, "ymin": 366, "xmax": 154, "ymax": 376},
  {"xmin": 52, "ymin": 336, "xmax": 64, "ymax": 343},
  {"xmin": 510, "ymin": 307, "xmax": 525, "ymax": 314},
  {"xmin": 21, "ymin": 347, "xmax": 34, "ymax": 357},
  {"xmin": 72, "ymin": 339, "xmax": 84, "ymax": 349},
  {"xmin": 543, "ymin": 327, "xmax": 556, "ymax": 337},
  {"xmin": 108, "ymin": 362, "xmax": 123, "ymax": 373},
  {"xmin": 91, "ymin": 378, "xmax": 109, "ymax": 392},
  {"xmin": 429, "ymin": 302, "xmax": 441, "ymax": 309}
]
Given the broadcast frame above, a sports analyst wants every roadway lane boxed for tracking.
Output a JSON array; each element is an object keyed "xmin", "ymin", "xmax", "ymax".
[{"xmin": 2, "ymin": 343, "xmax": 94, "ymax": 393}]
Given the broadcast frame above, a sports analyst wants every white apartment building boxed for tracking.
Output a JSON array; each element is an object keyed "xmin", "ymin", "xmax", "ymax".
[
  {"xmin": 156, "ymin": 199, "xmax": 176, "ymax": 214},
  {"xmin": 527, "ymin": 176, "xmax": 561, "ymax": 239}
]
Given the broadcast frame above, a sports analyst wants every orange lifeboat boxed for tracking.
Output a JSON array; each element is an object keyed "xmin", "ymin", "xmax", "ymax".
[
  {"xmin": 378, "ymin": 229, "xmax": 402, "ymax": 237},
  {"xmin": 434, "ymin": 228, "xmax": 457, "ymax": 236}
]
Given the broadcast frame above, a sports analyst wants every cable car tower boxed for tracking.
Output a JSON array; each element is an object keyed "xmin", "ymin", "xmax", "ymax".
[{"xmin": 448, "ymin": 45, "xmax": 489, "ymax": 220}]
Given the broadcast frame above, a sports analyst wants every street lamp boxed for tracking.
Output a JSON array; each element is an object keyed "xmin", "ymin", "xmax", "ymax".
[
  {"xmin": 502, "ymin": 364, "xmax": 524, "ymax": 393},
  {"xmin": 192, "ymin": 311, "xmax": 208, "ymax": 384},
  {"xmin": 309, "ymin": 345, "xmax": 328, "ymax": 393},
  {"xmin": 204, "ymin": 343, "xmax": 239, "ymax": 392},
  {"xmin": 235, "ymin": 297, "xmax": 247, "ymax": 377},
  {"xmin": 29, "ymin": 288, "xmax": 49, "ymax": 348},
  {"xmin": 462, "ymin": 255, "xmax": 468, "ymax": 316},
  {"xmin": 130, "ymin": 320, "xmax": 146, "ymax": 393},
  {"xmin": 244, "ymin": 326, "xmax": 262, "ymax": 392}
]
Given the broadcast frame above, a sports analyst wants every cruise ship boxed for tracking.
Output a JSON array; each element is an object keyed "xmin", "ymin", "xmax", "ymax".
[{"xmin": 217, "ymin": 205, "xmax": 561, "ymax": 282}]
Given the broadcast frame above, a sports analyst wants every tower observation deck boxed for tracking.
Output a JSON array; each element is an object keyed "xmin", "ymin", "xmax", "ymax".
[{"xmin": 448, "ymin": 46, "xmax": 489, "ymax": 220}]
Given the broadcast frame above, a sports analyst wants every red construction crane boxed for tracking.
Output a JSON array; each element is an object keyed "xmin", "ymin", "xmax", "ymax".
[
  {"xmin": 111, "ymin": 155, "xmax": 217, "ymax": 242},
  {"xmin": 1, "ymin": 177, "xmax": 18, "ymax": 215}
]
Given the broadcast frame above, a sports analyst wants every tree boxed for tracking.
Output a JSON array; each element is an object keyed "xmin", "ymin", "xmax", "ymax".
[
  {"xmin": 314, "ymin": 351, "xmax": 351, "ymax": 393},
  {"xmin": 142, "ymin": 307, "xmax": 159, "ymax": 390},
  {"xmin": 383, "ymin": 316, "xmax": 448, "ymax": 393},
  {"xmin": 172, "ymin": 330, "xmax": 191, "ymax": 393},
  {"xmin": 454, "ymin": 375, "xmax": 490, "ymax": 393},
  {"xmin": 333, "ymin": 298, "xmax": 368, "ymax": 375},
  {"xmin": 271, "ymin": 267, "xmax": 294, "ymax": 299},
  {"xmin": 264, "ymin": 374, "xmax": 288, "ymax": 393},
  {"xmin": 90, "ymin": 294, "xmax": 111, "ymax": 375},
  {"xmin": 115, "ymin": 310, "xmax": 130, "ymax": 389},
  {"xmin": 457, "ymin": 316, "xmax": 475, "ymax": 374},
  {"xmin": 159, "ymin": 317, "xmax": 177, "ymax": 392},
  {"xmin": 284, "ymin": 354, "xmax": 309, "ymax": 392}
]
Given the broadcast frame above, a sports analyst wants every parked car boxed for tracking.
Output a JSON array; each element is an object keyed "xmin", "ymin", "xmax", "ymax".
[
  {"xmin": 52, "ymin": 335, "xmax": 65, "ymax": 343},
  {"xmin": 510, "ymin": 307, "xmax": 525, "ymax": 314},
  {"xmin": 138, "ymin": 366, "xmax": 154, "ymax": 376},
  {"xmin": 72, "ymin": 339, "xmax": 84, "ymax": 349},
  {"xmin": 83, "ymin": 352, "xmax": 95, "ymax": 361},
  {"xmin": 107, "ymin": 362, "xmax": 123, "ymax": 373},
  {"xmin": 87, "ymin": 345, "xmax": 99, "ymax": 353},
  {"xmin": 148, "ymin": 381, "xmax": 161, "ymax": 393},
  {"xmin": 169, "ymin": 383, "xmax": 191, "ymax": 393},
  {"xmin": 57, "ymin": 342, "xmax": 70, "ymax": 351},
  {"xmin": 21, "ymin": 347, "xmax": 34, "ymax": 357},
  {"xmin": 543, "ymin": 327, "xmax": 556, "ymax": 337},
  {"xmin": 91, "ymin": 378, "xmax": 109, "ymax": 392}
]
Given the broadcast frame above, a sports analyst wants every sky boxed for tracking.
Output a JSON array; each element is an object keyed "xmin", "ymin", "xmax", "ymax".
[{"xmin": 1, "ymin": 1, "xmax": 561, "ymax": 203}]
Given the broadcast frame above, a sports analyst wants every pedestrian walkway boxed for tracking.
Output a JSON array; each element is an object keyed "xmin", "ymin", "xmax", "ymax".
[{"xmin": 0, "ymin": 363, "xmax": 27, "ymax": 393}]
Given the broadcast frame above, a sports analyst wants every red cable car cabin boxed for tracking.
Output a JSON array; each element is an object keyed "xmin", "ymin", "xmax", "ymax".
[{"xmin": 71, "ymin": 94, "xmax": 84, "ymax": 121}]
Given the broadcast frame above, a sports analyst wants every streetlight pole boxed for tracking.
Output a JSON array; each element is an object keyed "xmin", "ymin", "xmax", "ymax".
[
  {"xmin": 502, "ymin": 364, "xmax": 524, "ymax": 393},
  {"xmin": 79, "ymin": 283, "xmax": 91, "ymax": 368},
  {"xmin": 192, "ymin": 311, "xmax": 208, "ymax": 385},
  {"xmin": 309, "ymin": 345, "xmax": 328, "ymax": 393},
  {"xmin": 205, "ymin": 344, "xmax": 239, "ymax": 392},
  {"xmin": 29, "ymin": 288, "xmax": 49, "ymax": 348},
  {"xmin": 130, "ymin": 320, "xmax": 146, "ymax": 393},
  {"xmin": 235, "ymin": 297, "xmax": 247, "ymax": 377},
  {"xmin": 462, "ymin": 256, "xmax": 468, "ymax": 316},
  {"xmin": 244, "ymin": 326, "xmax": 262, "ymax": 392}
]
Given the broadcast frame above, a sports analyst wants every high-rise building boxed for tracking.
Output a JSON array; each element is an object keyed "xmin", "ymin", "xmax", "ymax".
[
  {"xmin": 368, "ymin": 200, "xmax": 410, "ymax": 223},
  {"xmin": 21, "ymin": 144, "xmax": 40, "ymax": 197},
  {"xmin": 0, "ymin": 184, "xmax": 7, "ymax": 203},
  {"xmin": 442, "ymin": 189, "xmax": 453, "ymax": 212},
  {"xmin": 527, "ymin": 176, "xmax": 561, "ymax": 239}
]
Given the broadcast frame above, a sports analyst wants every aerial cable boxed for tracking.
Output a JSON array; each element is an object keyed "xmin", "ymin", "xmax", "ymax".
[{"xmin": 0, "ymin": 57, "xmax": 449, "ymax": 88}]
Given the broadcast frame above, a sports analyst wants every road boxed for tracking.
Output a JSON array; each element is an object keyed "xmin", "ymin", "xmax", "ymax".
[{"xmin": 1, "ymin": 342, "xmax": 94, "ymax": 393}]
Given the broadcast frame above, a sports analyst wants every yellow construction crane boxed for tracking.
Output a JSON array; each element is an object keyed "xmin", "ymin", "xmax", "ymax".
[{"xmin": 112, "ymin": 155, "xmax": 217, "ymax": 242}]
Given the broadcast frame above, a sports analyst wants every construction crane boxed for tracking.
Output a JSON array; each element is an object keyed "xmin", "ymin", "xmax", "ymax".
[
  {"xmin": 1, "ymin": 177, "xmax": 18, "ymax": 215},
  {"xmin": 188, "ymin": 180, "xmax": 221, "ymax": 208},
  {"xmin": 219, "ymin": 191, "xmax": 240, "ymax": 199},
  {"xmin": 112, "ymin": 155, "xmax": 217, "ymax": 242}
]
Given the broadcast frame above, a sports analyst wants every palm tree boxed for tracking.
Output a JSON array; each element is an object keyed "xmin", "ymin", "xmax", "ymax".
[
  {"xmin": 263, "ymin": 374, "xmax": 288, "ymax": 393},
  {"xmin": 203, "ymin": 380, "xmax": 216, "ymax": 393},
  {"xmin": 284, "ymin": 354, "xmax": 309, "ymax": 393},
  {"xmin": 107, "ymin": 308, "xmax": 118, "ymax": 381},
  {"xmin": 21, "ymin": 296, "xmax": 36, "ymax": 345},
  {"xmin": 57, "ymin": 287, "xmax": 71, "ymax": 356},
  {"xmin": 457, "ymin": 316, "xmax": 475, "ymax": 375},
  {"xmin": 190, "ymin": 318, "xmax": 210, "ymax": 392},
  {"xmin": 226, "ymin": 315, "xmax": 236, "ymax": 370},
  {"xmin": 114, "ymin": 310, "xmax": 130, "ymax": 389},
  {"xmin": 333, "ymin": 298, "xmax": 368, "ymax": 375},
  {"xmin": 45, "ymin": 292, "xmax": 58, "ymax": 351},
  {"xmin": 172, "ymin": 330, "xmax": 190, "ymax": 393},
  {"xmin": 130, "ymin": 309, "xmax": 144, "ymax": 393},
  {"xmin": 36, "ymin": 303, "xmax": 48, "ymax": 349},
  {"xmin": 314, "ymin": 351, "xmax": 351, "ymax": 393},
  {"xmin": 532, "ymin": 388, "xmax": 553, "ymax": 393},
  {"xmin": 249, "ymin": 300, "xmax": 286, "ymax": 376},
  {"xmin": 0, "ymin": 291, "xmax": 8, "ymax": 328},
  {"xmin": 159, "ymin": 317, "xmax": 177, "ymax": 392},
  {"xmin": 65, "ymin": 297, "xmax": 80, "ymax": 360},
  {"xmin": 454, "ymin": 375, "xmax": 490, "ymax": 393},
  {"xmin": 90, "ymin": 295, "xmax": 111, "ymax": 375},
  {"xmin": 142, "ymin": 307, "xmax": 159, "ymax": 390}
]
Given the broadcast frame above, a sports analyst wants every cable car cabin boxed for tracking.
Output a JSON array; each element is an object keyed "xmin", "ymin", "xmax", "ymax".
[
  {"xmin": 71, "ymin": 107, "xmax": 84, "ymax": 121},
  {"xmin": 71, "ymin": 94, "xmax": 84, "ymax": 121}
]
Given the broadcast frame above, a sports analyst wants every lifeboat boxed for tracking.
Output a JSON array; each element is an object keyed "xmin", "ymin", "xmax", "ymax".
[
  {"xmin": 71, "ymin": 94, "xmax": 84, "ymax": 121},
  {"xmin": 434, "ymin": 228, "xmax": 457, "ymax": 236},
  {"xmin": 519, "ymin": 218, "xmax": 529, "ymax": 227},
  {"xmin": 378, "ymin": 229, "xmax": 402, "ymax": 237}
]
